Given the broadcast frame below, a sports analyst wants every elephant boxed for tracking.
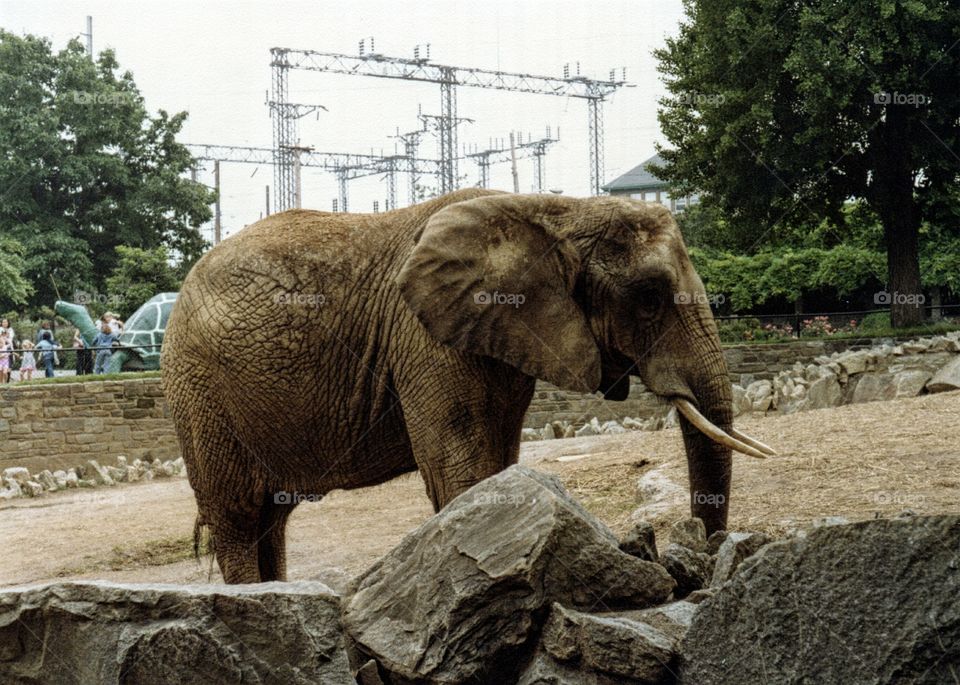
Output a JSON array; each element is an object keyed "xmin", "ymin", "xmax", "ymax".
[{"xmin": 161, "ymin": 188, "xmax": 773, "ymax": 584}]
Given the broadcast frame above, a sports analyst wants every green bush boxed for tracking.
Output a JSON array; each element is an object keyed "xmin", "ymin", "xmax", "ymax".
[{"xmin": 858, "ymin": 312, "xmax": 891, "ymax": 332}]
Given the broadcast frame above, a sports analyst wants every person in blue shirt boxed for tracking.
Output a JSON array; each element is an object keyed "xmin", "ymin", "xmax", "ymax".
[
  {"xmin": 93, "ymin": 324, "xmax": 119, "ymax": 374},
  {"xmin": 35, "ymin": 322, "xmax": 54, "ymax": 343},
  {"xmin": 35, "ymin": 331, "xmax": 61, "ymax": 378}
]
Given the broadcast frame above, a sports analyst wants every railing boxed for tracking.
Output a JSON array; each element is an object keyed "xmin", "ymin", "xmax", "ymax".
[
  {"xmin": 714, "ymin": 305, "xmax": 960, "ymax": 339},
  {"xmin": 0, "ymin": 344, "xmax": 163, "ymax": 378}
]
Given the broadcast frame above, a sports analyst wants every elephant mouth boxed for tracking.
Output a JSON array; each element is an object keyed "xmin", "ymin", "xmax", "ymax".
[{"xmin": 598, "ymin": 353, "xmax": 634, "ymax": 401}]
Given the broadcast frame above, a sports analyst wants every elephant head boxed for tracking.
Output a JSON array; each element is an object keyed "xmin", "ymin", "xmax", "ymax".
[{"xmin": 397, "ymin": 191, "xmax": 773, "ymax": 534}]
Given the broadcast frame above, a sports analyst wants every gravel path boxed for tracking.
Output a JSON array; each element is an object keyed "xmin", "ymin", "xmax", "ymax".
[{"xmin": 2, "ymin": 391, "xmax": 957, "ymax": 589}]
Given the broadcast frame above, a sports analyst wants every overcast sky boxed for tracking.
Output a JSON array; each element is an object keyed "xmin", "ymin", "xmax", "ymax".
[{"xmin": 2, "ymin": 0, "xmax": 686, "ymax": 240}]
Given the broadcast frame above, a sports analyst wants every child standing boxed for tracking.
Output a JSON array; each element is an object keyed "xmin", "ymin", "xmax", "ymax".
[
  {"xmin": 0, "ymin": 333, "xmax": 10, "ymax": 383},
  {"xmin": 93, "ymin": 324, "xmax": 118, "ymax": 374},
  {"xmin": 19, "ymin": 340, "xmax": 36, "ymax": 381},
  {"xmin": 35, "ymin": 332, "xmax": 61, "ymax": 378}
]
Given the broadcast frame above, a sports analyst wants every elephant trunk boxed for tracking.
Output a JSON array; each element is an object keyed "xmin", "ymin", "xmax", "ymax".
[
  {"xmin": 678, "ymin": 349, "xmax": 733, "ymax": 535},
  {"xmin": 643, "ymin": 303, "xmax": 737, "ymax": 535}
]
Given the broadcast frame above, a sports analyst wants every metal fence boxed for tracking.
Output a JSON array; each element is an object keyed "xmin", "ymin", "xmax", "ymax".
[
  {"xmin": 714, "ymin": 304, "xmax": 960, "ymax": 339},
  {"xmin": 0, "ymin": 343, "xmax": 161, "ymax": 379}
]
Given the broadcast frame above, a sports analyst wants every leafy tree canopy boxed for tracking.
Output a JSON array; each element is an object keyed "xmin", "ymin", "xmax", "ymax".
[
  {"xmin": 0, "ymin": 31, "xmax": 212, "ymax": 310},
  {"xmin": 104, "ymin": 245, "xmax": 181, "ymax": 319},
  {"xmin": 0, "ymin": 237, "xmax": 33, "ymax": 308},
  {"xmin": 656, "ymin": 0, "xmax": 960, "ymax": 325}
]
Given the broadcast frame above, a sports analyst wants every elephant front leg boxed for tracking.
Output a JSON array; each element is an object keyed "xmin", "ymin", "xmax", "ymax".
[{"xmin": 397, "ymin": 360, "xmax": 534, "ymax": 511}]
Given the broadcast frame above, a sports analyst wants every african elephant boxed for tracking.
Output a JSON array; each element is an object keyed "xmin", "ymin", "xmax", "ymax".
[{"xmin": 161, "ymin": 188, "xmax": 771, "ymax": 584}]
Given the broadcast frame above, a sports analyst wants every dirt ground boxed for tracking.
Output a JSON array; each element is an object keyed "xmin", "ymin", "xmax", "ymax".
[{"xmin": 2, "ymin": 391, "xmax": 958, "ymax": 590}]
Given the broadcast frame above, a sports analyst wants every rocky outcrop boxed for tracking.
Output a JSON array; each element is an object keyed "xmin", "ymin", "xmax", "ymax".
[
  {"xmin": 681, "ymin": 516, "xmax": 960, "ymax": 684},
  {"xmin": 927, "ymin": 355, "xmax": 960, "ymax": 393},
  {"xmin": 0, "ymin": 455, "xmax": 185, "ymax": 500},
  {"xmin": 2, "ymin": 468, "xmax": 955, "ymax": 685},
  {"xmin": 0, "ymin": 581, "xmax": 353, "ymax": 685},
  {"xmin": 342, "ymin": 465, "xmax": 674, "ymax": 685},
  {"xmin": 731, "ymin": 331, "xmax": 960, "ymax": 416}
]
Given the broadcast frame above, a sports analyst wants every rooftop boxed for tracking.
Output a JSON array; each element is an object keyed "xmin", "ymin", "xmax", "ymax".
[{"xmin": 602, "ymin": 153, "xmax": 667, "ymax": 192}]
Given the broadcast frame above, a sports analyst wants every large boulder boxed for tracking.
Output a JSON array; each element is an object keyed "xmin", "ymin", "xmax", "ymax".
[
  {"xmin": 835, "ymin": 349, "xmax": 870, "ymax": 376},
  {"xmin": 667, "ymin": 518, "xmax": 708, "ymax": 553},
  {"xmin": 659, "ymin": 544, "xmax": 714, "ymax": 599},
  {"xmin": 682, "ymin": 516, "xmax": 960, "ymax": 684},
  {"xmin": 620, "ymin": 519, "xmax": 659, "ymax": 563},
  {"xmin": 710, "ymin": 531, "xmax": 772, "ymax": 587},
  {"xmin": 850, "ymin": 373, "xmax": 896, "ymax": 404},
  {"xmin": 892, "ymin": 369, "xmax": 932, "ymax": 398},
  {"xmin": 803, "ymin": 374, "xmax": 843, "ymax": 409},
  {"xmin": 517, "ymin": 603, "xmax": 680, "ymax": 685},
  {"xmin": 927, "ymin": 356, "xmax": 960, "ymax": 393},
  {"xmin": 342, "ymin": 465, "xmax": 675, "ymax": 685},
  {"xmin": 0, "ymin": 581, "xmax": 353, "ymax": 685}
]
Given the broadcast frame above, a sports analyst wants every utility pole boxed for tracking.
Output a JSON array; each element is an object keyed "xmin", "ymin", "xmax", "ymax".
[
  {"xmin": 465, "ymin": 130, "xmax": 559, "ymax": 190},
  {"xmin": 265, "ymin": 185, "xmax": 270, "ymax": 216},
  {"xmin": 213, "ymin": 161, "xmax": 222, "ymax": 244},
  {"xmin": 509, "ymin": 132, "xmax": 519, "ymax": 193},
  {"xmin": 81, "ymin": 16, "xmax": 93, "ymax": 58},
  {"xmin": 336, "ymin": 167, "xmax": 349, "ymax": 213}
]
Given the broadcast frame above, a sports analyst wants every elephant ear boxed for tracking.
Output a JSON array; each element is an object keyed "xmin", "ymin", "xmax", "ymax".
[{"xmin": 397, "ymin": 194, "xmax": 602, "ymax": 393}]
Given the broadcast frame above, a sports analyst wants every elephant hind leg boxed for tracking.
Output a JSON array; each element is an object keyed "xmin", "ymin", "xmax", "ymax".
[
  {"xmin": 212, "ymin": 510, "xmax": 263, "ymax": 584},
  {"xmin": 256, "ymin": 498, "xmax": 298, "ymax": 582}
]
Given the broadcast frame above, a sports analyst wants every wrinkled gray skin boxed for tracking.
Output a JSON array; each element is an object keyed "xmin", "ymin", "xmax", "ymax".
[{"xmin": 162, "ymin": 189, "xmax": 733, "ymax": 584}]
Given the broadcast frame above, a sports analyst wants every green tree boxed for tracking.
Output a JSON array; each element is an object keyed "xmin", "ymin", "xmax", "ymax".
[
  {"xmin": 104, "ymin": 246, "xmax": 181, "ymax": 319},
  {"xmin": 656, "ymin": 0, "xmax": 960, "ymax": 326},
  {"xmin": 0, "ymin": 31, "xmax": 212, "ymax": 309},
  {"xmin": 0, "ymin": 237, "xmax": 33, "ymax": 308}
]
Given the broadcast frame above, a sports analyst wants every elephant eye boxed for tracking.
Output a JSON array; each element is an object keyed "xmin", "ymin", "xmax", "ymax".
[{"xmin": 631, "ymin": 283, "xmax": 664, "ymax": 320}]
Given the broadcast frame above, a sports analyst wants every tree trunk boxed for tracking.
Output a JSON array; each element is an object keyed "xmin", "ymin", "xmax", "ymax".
[
  {"xmin": 873, "ymin": 107, "xmax": 923, "ymax": 328},
  {"xmin": 882, "ymin": 208, "xmax": 923, "ymax": 327}
]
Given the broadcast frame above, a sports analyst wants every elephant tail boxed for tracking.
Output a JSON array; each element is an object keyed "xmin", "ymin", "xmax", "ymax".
[{"xmin": 193, "ymin": 515, "xmax": 213, "ymax": 560}]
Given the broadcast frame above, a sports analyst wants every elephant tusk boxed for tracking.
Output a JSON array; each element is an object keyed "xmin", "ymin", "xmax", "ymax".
[
  {"xmin": 730, "ymin": 427, "xmax": 777, "ymax": 456},
  {"xmin": 672, "ymin": 399, "xmax": 768, "ymax": 459}
]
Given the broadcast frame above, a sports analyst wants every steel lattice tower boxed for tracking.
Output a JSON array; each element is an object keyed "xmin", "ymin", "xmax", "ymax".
[
  {"xmin": 438, "ymin": 67, "xmax": 458, "ymax": 193},
  {"xmin": 587, "ymin": 97, "xmax": 604, "ymax": 197},
  {"xmin": 269, "ymin": 45, "xmax": 626, "ymax": 198},
  {"xmin": 270, "ymin": 54, "xmax": 295, "ymax": 211}
]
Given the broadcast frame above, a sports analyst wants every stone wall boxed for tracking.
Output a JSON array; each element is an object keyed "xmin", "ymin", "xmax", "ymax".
[
  {"xmin": 0, "ymin": 337, "xmax": 929, "ymax": 472},
  {"xmin": 0, "ymin": 378, "xmax": 179, "ymax": 474}
]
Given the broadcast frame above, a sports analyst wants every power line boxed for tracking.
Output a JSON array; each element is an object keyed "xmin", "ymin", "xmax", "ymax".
[{"xmin": 269, "ymin": 43, "xmax": 628, "ymax": 207}]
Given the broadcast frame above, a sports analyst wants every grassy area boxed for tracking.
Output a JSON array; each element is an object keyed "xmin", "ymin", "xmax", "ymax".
[
  {"xmin": 56, "ymin": 534, "xmax": 210, "ymax": 576},
  {"xmin": 13, "ymin": 370, "xmax": 160, "ymax": 386}
]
